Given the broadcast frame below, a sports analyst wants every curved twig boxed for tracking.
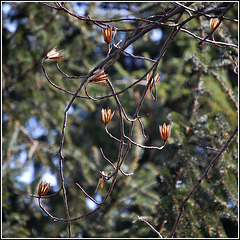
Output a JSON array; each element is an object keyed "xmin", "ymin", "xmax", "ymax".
[{"xmin": 75, "ymin": 183, "xmax": 101, "ymax": 205}]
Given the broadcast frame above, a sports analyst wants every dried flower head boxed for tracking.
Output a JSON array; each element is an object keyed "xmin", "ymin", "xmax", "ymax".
[
  {"xmin": 101, "ymin": 108, "xmax": 115, "ymax": 125},
  {"xmin": 91, "ymin": 69, "xmax": 108, "ymax": 84},
  {"xmin": 159, "ymin": 123, "xmax": 171, "ymax": 141},
  {"xmin": 147, "ymin": 71, "xmax": 160, "ymax": 88},
  {"xmin": 47, "ymin": 46, "xmax": 64, "ymax": 60},
  {"xmin": 102, "ymin": 26, "xmax": 117, "ymax": 44},
  {"xmin": 38, "ymin": 181, "xmax": 51, "ymax": 196},
  {"xmin": 95, "ymin": 171, "xmax": 105, "ymax": 193},
  {"xmin": 210, "ymin": 18, "xmax": 221, "ymax": 33}
]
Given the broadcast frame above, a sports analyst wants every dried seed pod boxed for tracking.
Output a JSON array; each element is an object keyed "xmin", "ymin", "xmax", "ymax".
[
  {"xmin": 47, "ymin": 46, "xmax": 64, "ymax": 60},
  {"xmin": 159, "ymin": 123, "xmax": 171, "ymax": 141},
  {"xmin": 147, "ymin": 71, "xmax": 160, "ymax": 88},
  {"xmin": 101, "ymin": 108, "xmax": 115, "ymax": 125},
  {"xmin": 91, "ymin": 69, "xmax": 108, "ymax": 84},
  {"xmin": 38, "ymin": 181, "xmax": 51, "ymax": 196},
  {"xmin": 102, "ymin": 26, "xmax": 117, "ymax": 44},
  {"xmin": 210, "ymin": 18, "xmax": 221, "ymax": 33}
]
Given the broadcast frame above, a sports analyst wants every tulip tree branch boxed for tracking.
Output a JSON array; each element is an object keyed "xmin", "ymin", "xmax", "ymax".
[
  {"xmin": 100, "ymin": 148, "xmax": 133, "ymax": 177},
  {"xmin": 34, "ymin": 2, "xmax": 238, "ymax": 238}
]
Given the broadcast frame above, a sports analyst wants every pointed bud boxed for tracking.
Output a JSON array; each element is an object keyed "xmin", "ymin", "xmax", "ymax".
[
  {"xmin": 101, "ymin": 108, "xmax": 115, "ymax": 125},
  {"xmin": 147, "ymin": 71, "xmax": 160, "ymax": 88},
  {"xmin": 91, "ymin": 69, "xmax": 108, "ymax": 84},
  {"xmin": 159, "ymin": 123, "xmax": 171, "ymax": 141},
  {"xmin": 102, "ymin": 26, "xmax": 117, "ymax": 44},
  {"xmin": 38, "ymin": 181, "xmax": 51, "ymax": 196},
  {"xmin": 210, "ymin": 18, "xmax": 221, "ymax": 33}
]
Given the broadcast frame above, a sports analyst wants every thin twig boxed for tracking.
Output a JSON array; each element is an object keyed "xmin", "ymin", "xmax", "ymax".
[
  {"xmin": 197, "ymin": 3, "xmax": 236, "ymax": 47},
  {"xmin": 38, "ymin": 2, "xmax": 238, "ymax": 238},
  {"xmin": 169, "ymin": 126, "xmax": 238, "ymax": 238},
  {"xmin": 210, "ymin": 70, "xmax": 238, "ymax": 110},
  {"xmin": 138, "ymin": 216, "xmax": 163, "ymax": 238},
  {"xmin": 180, "ymin": 28, "xmax": 238, "ymax": 49},
  {"xmin": 75, "ymin": 183, "xmax": 101, "ymax": 205}
]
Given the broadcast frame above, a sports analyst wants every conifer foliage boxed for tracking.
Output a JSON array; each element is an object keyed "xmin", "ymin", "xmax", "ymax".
[{"xmin": 2, "ymin": 2, "xmax": 238, "ymax": 238}]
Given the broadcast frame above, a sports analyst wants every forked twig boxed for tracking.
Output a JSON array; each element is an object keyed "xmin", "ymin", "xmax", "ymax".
[{"xmin": 35, "ymin": 2, "xmax": 238, "ymax": 238}]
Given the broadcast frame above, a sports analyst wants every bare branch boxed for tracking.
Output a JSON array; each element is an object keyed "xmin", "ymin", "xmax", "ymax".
[
  {"xmin": 37, "ymin": 2, "xmax": 238, "ymax": 237},
  {"xmin": 138, "ymin": 216, "xmax": 163, "ymax": 238},
  {"xmin": 169, "ymin": 126, "xmax": 238, "ymax": 238},
  {"xmin": 75, "ymin": 183, "xmax": 101, "ymax": 205}
]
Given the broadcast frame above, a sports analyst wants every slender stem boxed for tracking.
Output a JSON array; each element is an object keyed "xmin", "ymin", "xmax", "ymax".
[
  {"xmin": 105, "ymin": 125, "xmax": 127, "ymax": 145},
  {"xmin": 169, "ymin": 126, "xmax": 238, "ymax": 238},
  {"xmin": 57, "ymin": 71, "xmax": 94, "ymax": 238},
  {"xmin": 197, "ymin": 3, "xmax": 235, "ymax": 47},
  {"xmin": 138, "ymin": 216, "xmax": 163, "ymax": 238},
  {"xmin": 76, "ymin": 183, "xmax": 100, "ymax": 205},
  {"xmin": 124, "ymin": 134, "xmax": 167, "ymax": 150},
  {"xmin": 38, "ymin": 2, "xmax": 238, "ymax": 238},
  {"xmin": 180, "ymin": 28, "xmax": 238, "ymax": 49}
]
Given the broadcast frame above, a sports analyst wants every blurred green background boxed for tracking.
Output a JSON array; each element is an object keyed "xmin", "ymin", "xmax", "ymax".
[{"xmin": 2, "ymin": 2, "xmax": 238, "ymax": 238}]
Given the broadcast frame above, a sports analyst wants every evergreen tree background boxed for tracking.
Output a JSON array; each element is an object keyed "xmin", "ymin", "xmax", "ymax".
[{"xmin": 2, "ymin": 2, "xmax": 238, "ymax": 238}]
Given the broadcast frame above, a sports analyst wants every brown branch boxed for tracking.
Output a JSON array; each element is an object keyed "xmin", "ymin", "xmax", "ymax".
[
  {"xmin": 75, "ymin": 183, "xmax": 101, "ymax": 205},
  {"xmin": 180, "ymin": 28, "xmax": 238, "ymax": 49},
  {"xmin": 29, "ymin": 186, "xmax": 62, "ymax": 199},
  {"xmin": 210, "ymin": 70, "xmax": 238, "ymax": 110},
  {"xmin": 169, "ymin": 126, "xmax": 238, "ymax": 238},
  {"xmin": 100, "ymin": 148, "xmax": 133, "ymax": 178},
  {"xmin": 38, "ymin": 2, "xmax": 238, "ymax": 238},
  {"xmin": 197, "ymin": 3, "xmax": 236, "ymax": 47}
]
